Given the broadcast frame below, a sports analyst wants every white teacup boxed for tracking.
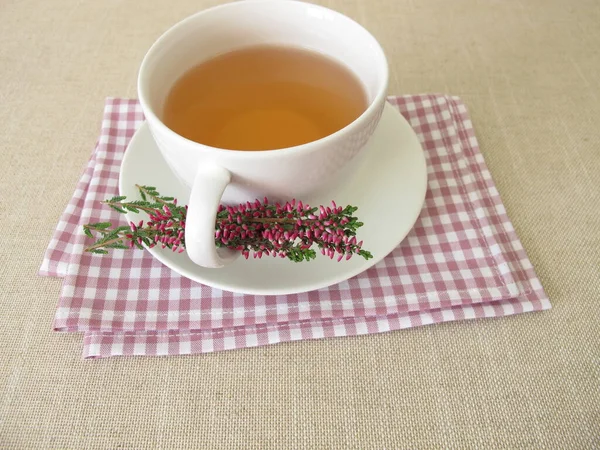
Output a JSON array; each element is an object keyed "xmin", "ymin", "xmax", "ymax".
[{"xmin": 138, "ymin": 0, "xmax": 388, "ymax": 268}]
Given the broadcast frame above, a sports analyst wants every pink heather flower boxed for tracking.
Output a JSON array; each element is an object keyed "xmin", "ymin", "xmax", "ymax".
[{"xmin": 110, "ymin": 194, "xmax": 367, "ymax": 264}]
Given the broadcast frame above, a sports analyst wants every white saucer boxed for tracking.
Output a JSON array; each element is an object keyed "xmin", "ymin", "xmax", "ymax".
[{"xmin": 119, "ymin": 102, "xmax": 427, "ymax": 295}]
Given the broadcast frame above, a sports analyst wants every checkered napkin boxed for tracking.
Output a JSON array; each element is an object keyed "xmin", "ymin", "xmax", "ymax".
[{"xmin": 40, "ymin": 95, "xmax": 550, "ymax": 358}]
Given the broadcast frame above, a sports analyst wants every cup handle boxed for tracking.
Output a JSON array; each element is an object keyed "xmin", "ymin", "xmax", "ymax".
[{"xmin": 185, "ymin": 164, "xmax": 239, "ymax": 268}]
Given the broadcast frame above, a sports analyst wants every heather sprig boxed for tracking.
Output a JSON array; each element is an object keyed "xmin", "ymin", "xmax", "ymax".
[{"xmin": 84, "ymin": 185, "xmax": 372, "ymax": 263}]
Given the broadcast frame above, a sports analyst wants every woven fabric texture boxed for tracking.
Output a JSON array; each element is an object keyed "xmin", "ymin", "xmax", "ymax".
[{"xmin": 1, "ymin": 0, "xmax": 598, "ymax": 447}]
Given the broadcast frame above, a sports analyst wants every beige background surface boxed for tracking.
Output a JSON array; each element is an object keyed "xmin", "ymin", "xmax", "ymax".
[{"xmin": 1, "ymin": 0, "xmax": 599, "ymax": 448}]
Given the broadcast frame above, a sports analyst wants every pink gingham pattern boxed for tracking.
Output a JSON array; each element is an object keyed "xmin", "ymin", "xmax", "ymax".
[{"xmin": 41, "ymin": 96, "xmax": 550, "ymax": 358}]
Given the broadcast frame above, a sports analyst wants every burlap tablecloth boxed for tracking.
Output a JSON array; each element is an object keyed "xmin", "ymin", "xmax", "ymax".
[{"xmin": 1, "ymin": 0, "xmax": 598, "ymax": 448}]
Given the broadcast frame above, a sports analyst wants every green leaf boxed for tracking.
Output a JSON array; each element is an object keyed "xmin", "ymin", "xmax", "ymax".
[
  {"xmin": 90, "ymin": 249, "xmax": 109, "ymax": 255},
  {"xmin": 83, "ymin": 227, "xmax": 93, "ymax": 239},
  {"xmin": 106, "ymin": 242, "xmax": 128, "ymax": 250},
  {"xmin": 109, "ymin": 205, "xmax": 127, "ymax": 214},
  {"xmin": 359, "ymin": 250, "xmax": 373, "ymax": 260},
  {"xmin": 105, "ymin": 230, "xmax": 121, "ymax": 240},
  {"xmin": 106, "ymin": 195, "xmax": 127, "ymax": 203},
  {"xmin": 94, "ymin": 222, "xmax": 112, "ymax": 229}
]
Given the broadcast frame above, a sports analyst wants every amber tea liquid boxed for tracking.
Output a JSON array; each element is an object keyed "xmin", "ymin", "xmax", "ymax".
[{"xmin": 162, "ymin": 45, "xmax": 368, "ymax": 151}]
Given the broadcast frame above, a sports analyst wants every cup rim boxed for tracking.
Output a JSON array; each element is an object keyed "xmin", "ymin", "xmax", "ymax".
[{"xmin": 138, "ymin": 0, "xmax": 389, "ymax": 157}]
